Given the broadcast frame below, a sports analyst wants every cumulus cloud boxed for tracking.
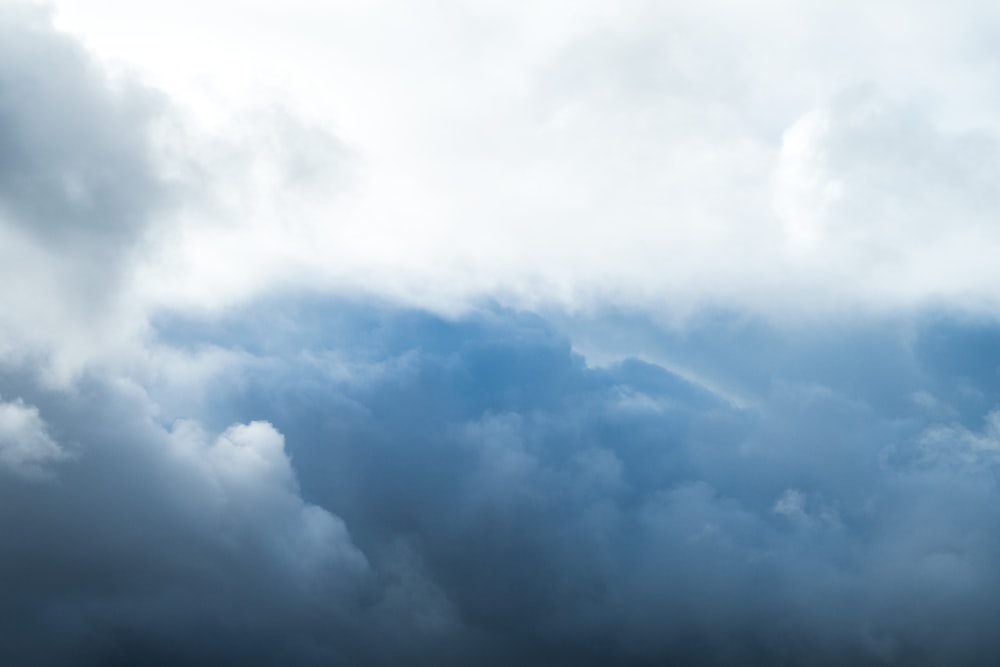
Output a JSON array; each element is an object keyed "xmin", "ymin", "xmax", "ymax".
[
  {"xmin": 0, "ymin": 3, "xmax": 162, "ymax": 248},
  {"xmin": 915, "ymin": 409, "xmax": 1000, "ymax": 472},
  {"xmin": 0, "ymin": 397, "xmax": 66, "ymax": 478},
  {"xmin": 774, "ymin": 90, "xmax": 1000, "ymax": 307},
  {"xmin": 43, "ymin": 0, "xmax": 1000, "ymax": 318},
  {"xmin": 5, "ymin": 2, "xmax": 1000, "ymax": 665},
  {"xmin": 0, "ymin": 373, "xmax": 368, "ymax": 666},
  {"xmin": 6, "ymin": 296, "xmax": 1000, "ymax": 665},
  {"xmin": 124, "ymin": 299, "xmax": 1000, "ymax": 665},
  {"xmin": 0, "ymin": 2, "xmax": 168, "ymax": 375},
  {"xmin": 0, "ymin": 3, "xmax": 347, "ymax": 377}
]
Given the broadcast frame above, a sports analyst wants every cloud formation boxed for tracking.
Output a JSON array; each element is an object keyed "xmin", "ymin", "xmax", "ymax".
[
  {"xmin": 0, "ymin": 4, "xmax": 161, "ymax": 246},
  {"xmin": 0, "ymin": 374, "xmax": 367, "ymax": 666},
  {"xmin": 0, "ymin": 397, "xmax": 66, "ymax": 478},
  {"xmin": 0, "ymin": 3, "xmax": 169, "ymax": 375},
  {"xmin": 4, "ymin": 2, "xmax": 1000, "ymax": 665},
  {"xmin": 45, "ymin": 0, "xmax": 1000, "ymax": 317},
  {"xmin": 131, "ymin": 300, "xmax": 1000, "ymax": 665}
]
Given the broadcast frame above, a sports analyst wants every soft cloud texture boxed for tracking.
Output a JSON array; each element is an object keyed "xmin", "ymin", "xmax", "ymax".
[
  {"xmin": 0, "ymin": 397, "xmax": 65, "ymax": 478},
  {"xmin": 0, "ymin": 373, "xmax": 368, "ymax": 666},
  {"xmin": 4, "ymin": 2, "xmax": 1000, "ymax": 665},
  {"xmin": 134, "ymin": 299, "xmax": 1000, "ymax": 665},
  {"xmin": 43, "ymin": 0, "xmax": 1000, "ymax": 318},
  {"xmin": 0, "ymin": 2, "xmax": 167, "ymax": 375}
]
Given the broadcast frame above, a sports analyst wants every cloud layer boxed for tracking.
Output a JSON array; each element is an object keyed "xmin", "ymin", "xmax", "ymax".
[
  {"xmin": 4, "ymin": 3, "xmax": 1000, "ymax": 665},
  {"xmin": 46, "ymin": 0, "xmax": 1000, "ymax": 317},
  {"xmin": 6, "ymin": 299, "xmax": 1000, "ymax": 665}
]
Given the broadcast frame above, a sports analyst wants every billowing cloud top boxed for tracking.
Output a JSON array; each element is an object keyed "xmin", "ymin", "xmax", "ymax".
[
  {"xmin": 4, "ymin": 1, "xmax": 1000, "ymax": 665},
  {"xmin": 41, "ymin": 0, "xmax": 1000, "ymax": 317}
]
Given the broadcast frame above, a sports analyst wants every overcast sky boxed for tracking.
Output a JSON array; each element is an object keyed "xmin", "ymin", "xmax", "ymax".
[{"xmin": 4, "ymin": 1, "xmax": 1000, "ymax": 665}]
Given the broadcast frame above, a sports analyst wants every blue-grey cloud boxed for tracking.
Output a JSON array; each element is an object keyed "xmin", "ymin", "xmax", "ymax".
[
  {"xmin": 6, "ymin": 4, "xmax": 1000, "ymax": 666},
  {"xmin": 104, "ymin": 299, "xmax": 1000, "ymax": 666},
  {"xmin": 0, "ymin": 368, "xmax": 368, "ymax": 667},
  {"xmin": 4, "ymin": 297, "xmax": 1000, "ymax": 664},
  {"xmin": 0, "ymin": 3, "xmax": 165, "ymax": 250},
  {"xmin": 0, "ymin": 3, "xmax": 175, "ymax": 374}
]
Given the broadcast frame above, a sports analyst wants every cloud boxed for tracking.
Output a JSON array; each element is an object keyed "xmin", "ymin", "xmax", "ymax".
[
  {"xmin": 0, "ymin": 397, "xmax": 66, "ymax": 478},
  {"xmin": 774, "ymin": 90, "xmax": 1000, "ymax": 307},
  {"xmin": 0, "ymin": 3, "xmax": 348, "ymax": 378},
  {"xmin": 0, "ymin": 372, "xmax": 368, "ymax": 666},
  {"xmin": 43, "ymin": 0, "xmax": 1000, "ymax": 319},
  {"xmin": 0, "ymin": 3, "xmax": 169, "ymax": 376},
  {"xmin": 116, "ymin": 299, "xmax": 1000, "ymax": 665},
  {"xmin": 4, "ymin": 291, "xmax": 1000, "ymax": 664},
  {"xmin": 0, "ymin": 4, "xmax": 163, "ymax": 249},
  {"xmin": 915, "ymin": 409, "xmax": 1000, "ymax": 472},
  {"xmin": 5, "ymin": 3, "xmax": 1000, "ymax": 665}
]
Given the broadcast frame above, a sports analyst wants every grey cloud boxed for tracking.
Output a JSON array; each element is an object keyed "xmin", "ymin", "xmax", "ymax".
[
  {"xmin": 7, "ymin": 3, "xmax": 1000, "ymax": 664},
  {"xmin": 775, "ymin": 89, "xmax": 1000, "ymax": 280},
  {"xmin": 6, "ymin": 300, "xmax": 1000, "ymax": 664},
  {"xmin": 0, "ymin": 4, "xmax": 350, "ymax": 376},
  {"xmin": 123, "ymin": 300, "xmax": 1000, "ymax": 666},
  {"xmin": 0, "ymin": 372, "xmax": 368, "ymax": 667},
  {"xmin": 0, "ymin": 4, "xmax": 174, "ymax": 374},
  {"xmin": 0, "ymin": 3, "xmax": 165, "ymax": 250},
  {"xmin": 0, "ymin": 396, "xmax": 66, "ymax": 478}
]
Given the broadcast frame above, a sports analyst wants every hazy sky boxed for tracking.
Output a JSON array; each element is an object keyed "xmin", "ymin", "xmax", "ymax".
[{"xmin": 4, "ymin": 1, "xmax": 1000, "ymax": 664}]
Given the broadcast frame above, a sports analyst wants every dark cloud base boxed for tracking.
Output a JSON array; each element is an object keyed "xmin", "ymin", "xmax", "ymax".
[{"xmin": 5, "ymin": 300, "xmax": 1000, "ymax": 665}]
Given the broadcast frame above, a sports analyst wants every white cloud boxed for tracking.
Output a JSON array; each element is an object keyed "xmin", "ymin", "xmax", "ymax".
[
  {"xmin": 773, "ymin": 489, "xmax": 808, "ymax": 519},
  {"xmin": 917, "ymin": 410, "xmax": 1000, "ymax": 471},
  {"xmin": 774, "ymin": 108, "xmax": 844, "ymax": 252},
  {"xmin": 2, "ymin": 0, "xmax": 996, "ymax": 370},
  {"xmin": 166, "ymin": 418, "xmax": 368, "ymax": 576},
  {"xmin": 0, "ymin": 397, "xmax": 66, "ymax": 478}
]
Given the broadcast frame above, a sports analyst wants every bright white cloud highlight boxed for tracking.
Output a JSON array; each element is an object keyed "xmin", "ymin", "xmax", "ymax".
[
  {"xmin": 33, "ymin": 0, "xmax": 1000, "ymax": 322},
  {"xmin": 0, "ymin": 397, "xmax": 66, "ymax": 478},
  {"xmin": 167, "ymin": 419, "xmax": 369, "ymax": 576}
]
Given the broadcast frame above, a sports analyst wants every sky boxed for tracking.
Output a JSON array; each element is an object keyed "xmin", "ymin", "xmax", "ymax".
[{"xmin": 4, "ymin": 1, "xmax": 1000, "ymax": 664}]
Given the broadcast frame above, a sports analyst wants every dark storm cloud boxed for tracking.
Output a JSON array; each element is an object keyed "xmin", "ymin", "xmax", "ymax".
[
  {"xmin": 112, "ymin": 299, "xmax": 1000, "ymax": 666},
  {"xmin": 6, "ymin": 297, "xmax": 1000, "ymax": 665},
  {"xmin": 0, "ymin": 368, "xmax": 369, "ymax": 667}
]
